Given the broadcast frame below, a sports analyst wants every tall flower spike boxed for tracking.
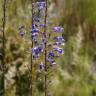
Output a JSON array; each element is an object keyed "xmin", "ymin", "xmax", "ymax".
[{"xmin": 19, "ymin": 0, "xmax": 65, "ymax": 95}]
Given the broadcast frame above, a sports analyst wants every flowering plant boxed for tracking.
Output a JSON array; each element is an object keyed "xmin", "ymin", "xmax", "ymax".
[{"xmin": 19, "ymin": 0, "xmax": 64, "ymax": 95}]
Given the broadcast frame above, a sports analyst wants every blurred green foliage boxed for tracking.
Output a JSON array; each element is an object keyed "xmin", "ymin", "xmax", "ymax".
[{"xmin": 0, "ymin": 0, "xmax": 96, "ymax": 96}]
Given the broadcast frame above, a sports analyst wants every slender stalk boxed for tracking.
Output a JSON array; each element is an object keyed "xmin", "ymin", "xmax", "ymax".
[
  {"xmin": 30, "ymin": 0, "xmax": 34, "ymax": 96},
  {"xmin": 44, "ymin": 0, "xmax": 48, "ymax": 96},
  {"xmin": 2, "ymin": 0, "xmax": 6, "ymax": 95}
]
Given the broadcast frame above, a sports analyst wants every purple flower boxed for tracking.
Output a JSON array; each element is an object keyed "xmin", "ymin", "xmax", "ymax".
[
  {"xmin": 53, "ymin": 27, "xmax": 64, "ymax": 32},
  {"xmin": 33, "ymin": 18, "xmax": 40, "ymax": 22},
  {"xmin": 37, "ymin": 2, "xmax": 46, "ymax": 10},
  {"xmin": 32, "ymin": 44, "xmax": 44, "ymax": 58},
  {"xmin": 48, "ymin": 52, "xmax": 55, "ymax": 58},
  {"xmin": 38, "ymin": 45, "xmax": 44, "ymax": 52},
  {"xmin": 33, "ymin": 36, "xmax": 38, "ymax": 44},
  {"xmin": 32, "ymin": 47, "xmax": 39, "ymax": 58},
  {"xmin": 19, "ymin": 25, "xmax": 25, "ymax": 37},
  {"xmin": 40, "ymin": 62, "xmax": 44, "ymax": 70},
  {"xmin": 53, "ymin": 42, "xmax": 65, "ymax": 46},
  {"xmin": 31, "ymin": 28, "xmax": 40, "ymax": 38},
  {"xmin": 53, "ymin": 47, "xmax": 64, "ymax": 56},
  {"xmin": 33, "ymin": 2, "xmax": 46, "ymax": 10},
  {"xmin": 42, "ymin": 36, "xmax": 46, "ymax": 44},
  {"xmin": 40, "ymin": 24, "xmax": 46, "ymax": 28},
  {"xmin": 31, "ymin": 28, "xmax": 40, "ymax": 33},
  {"xmin": 31, "ymin": 33, "xmax": 38, "ymax": 38},
  {"xmin": 32, "ymin": 24, "xmax": 36, "ymax": 29},
  {"xmin": 19, "ymin": 31, "xmax": 25, "ymax": 37},
  {"xmin": 47, "ymin": 58, "xmax": 56, "ymax": 65},
  {"xmin": 54, "ymin": 36, "xmax": 64, "ymax": 42},
  {"xmin": 53, "ymin": 36, "xmax": 65, "ymax": 46}
]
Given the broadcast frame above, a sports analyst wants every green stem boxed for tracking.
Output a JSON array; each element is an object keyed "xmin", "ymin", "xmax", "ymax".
[
  {"xmin": 44, "ymin": 0, "xmax": 48, "ymax": 96},
  {"xmin": 1, "ymin": 0, "xmax": 6, "ymax": 95}
]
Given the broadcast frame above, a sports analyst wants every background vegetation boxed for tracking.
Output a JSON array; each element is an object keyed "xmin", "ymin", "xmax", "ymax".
[{"xmin": 0, "ymin": 0, "xmax": 96, "ymax": 96}]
